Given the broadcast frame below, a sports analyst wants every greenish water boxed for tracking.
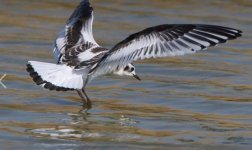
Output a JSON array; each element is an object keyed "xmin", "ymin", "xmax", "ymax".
[{"xmin": 0, "ymin": 0, "xmax": 252, "ymax": 149}]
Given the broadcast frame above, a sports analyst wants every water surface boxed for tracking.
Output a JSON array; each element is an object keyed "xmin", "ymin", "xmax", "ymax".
[{"xmin": 0, "ymin": 0, "xmax": 252, "ymax": 149}]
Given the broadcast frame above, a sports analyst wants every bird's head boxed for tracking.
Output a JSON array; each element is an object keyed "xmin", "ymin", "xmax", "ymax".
[{"xmin": 115, "ymin": 63, "xmax": 141, "ymax": 81}]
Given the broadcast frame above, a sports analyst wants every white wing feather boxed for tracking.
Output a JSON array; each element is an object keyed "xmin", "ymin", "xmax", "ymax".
[
  {"xmin": 91, "ymin": 24, "xmax": 242, "ymax": 77},
  {"xmin": 53, "ymin": 0, "xmax": 98, "ymax": 63}
]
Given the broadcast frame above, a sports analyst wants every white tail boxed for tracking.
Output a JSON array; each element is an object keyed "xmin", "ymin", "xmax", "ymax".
[{"xmin": 27, "ymin": 61, "xmax": 88, "ymax": 91}]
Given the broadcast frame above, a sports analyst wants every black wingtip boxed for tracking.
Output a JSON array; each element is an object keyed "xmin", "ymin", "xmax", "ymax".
[{"xmin": 68, "ymin": 0, "xmax": 93, "ymax": 23}]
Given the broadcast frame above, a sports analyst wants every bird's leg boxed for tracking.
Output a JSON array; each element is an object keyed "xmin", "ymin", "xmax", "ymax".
[
  {"xmin": 77, "ymin": 90, "xmax": 87, "ymax": 103},
  {"xmin": 77, "ymin": 78, "xmax": 92, "ymax": 111},
  {"xmin": 82, "ymin": 88, "xmax": 91, "ymax": 106},
  {"xmin": 77, "ymin": 89, "xmax": 92, "ymax": 110}
]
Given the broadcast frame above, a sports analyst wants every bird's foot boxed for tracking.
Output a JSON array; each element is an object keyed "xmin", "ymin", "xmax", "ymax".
[
  {"xmin": 80, "ymin": 101, "xmax": 92, "ymax": 112},
  {"xmin": 77, "ymin": 89, "xmax": 92, "ymax": 111}
]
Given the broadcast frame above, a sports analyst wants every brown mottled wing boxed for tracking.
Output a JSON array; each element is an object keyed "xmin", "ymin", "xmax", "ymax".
[{"xmin": 53, "ymin": 0, "xmax": 99, "ymax": 63}]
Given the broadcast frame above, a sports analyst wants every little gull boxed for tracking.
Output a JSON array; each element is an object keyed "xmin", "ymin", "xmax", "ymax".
[{"xmin": 26, "ymin": 0, "xmax": 242, "ymax": 109}]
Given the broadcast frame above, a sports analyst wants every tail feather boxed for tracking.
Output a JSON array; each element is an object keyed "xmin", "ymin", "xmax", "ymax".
[{"xmin": 27, "ymin": 61, "xmax": 87, "ymax": 91}]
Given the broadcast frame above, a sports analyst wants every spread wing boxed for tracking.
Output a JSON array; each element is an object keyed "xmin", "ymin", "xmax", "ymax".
[
  {"xmin": 53, "ymin": 0, "xmax": 98, "ymax": 63},
  {"xmin": 90, "ymin": 24, "xmax": 242, "ymax": 76}
]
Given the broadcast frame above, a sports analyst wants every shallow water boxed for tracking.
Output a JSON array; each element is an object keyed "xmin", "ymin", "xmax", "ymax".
[{"xmin": 0, "ymin": 0, "xmax": 252, "ymax": 149}]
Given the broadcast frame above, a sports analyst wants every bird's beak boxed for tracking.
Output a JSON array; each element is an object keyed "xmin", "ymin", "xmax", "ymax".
[{"xmin": 133, "ymin": 74, "xmax": 141, "ymax": 81}]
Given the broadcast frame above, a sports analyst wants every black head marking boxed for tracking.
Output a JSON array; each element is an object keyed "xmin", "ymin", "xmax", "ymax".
[{"xmin": 124, "ymin": 65, "xmax": 129, "ymax": 71}]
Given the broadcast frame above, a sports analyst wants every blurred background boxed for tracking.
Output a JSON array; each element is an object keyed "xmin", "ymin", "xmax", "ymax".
[{"xmin": 0, "ymin": 0, "xmax": 252, "ymax": 149}]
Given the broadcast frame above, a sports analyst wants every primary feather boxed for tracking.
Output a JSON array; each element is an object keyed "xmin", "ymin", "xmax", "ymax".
[
  {"xmin": 90, "ymin": 24, "xmax": 242, "ymax": 77},
  {"xmin": 53, "ymin": 0, "xmax": 99, "ymax": 64}
]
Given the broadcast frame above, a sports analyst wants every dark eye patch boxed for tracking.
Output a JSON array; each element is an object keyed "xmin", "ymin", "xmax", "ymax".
[
  {"xmin": 131, "ymin": 68, "xmax": 135, "ymax": 72},
  {"xmin": 124, "ymin": 66, "xmax": 129, "ymax": 71}
]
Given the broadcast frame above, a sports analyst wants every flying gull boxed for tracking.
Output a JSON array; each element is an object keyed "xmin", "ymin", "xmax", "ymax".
[{"xmin": 26, "ymin": 0, "xmax": 242, "ymax": 109}]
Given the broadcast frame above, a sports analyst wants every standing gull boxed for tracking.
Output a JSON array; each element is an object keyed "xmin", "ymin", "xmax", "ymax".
[{"xmin": 26, "ymin": 0, "xmax": 242, "ymax": 109}]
